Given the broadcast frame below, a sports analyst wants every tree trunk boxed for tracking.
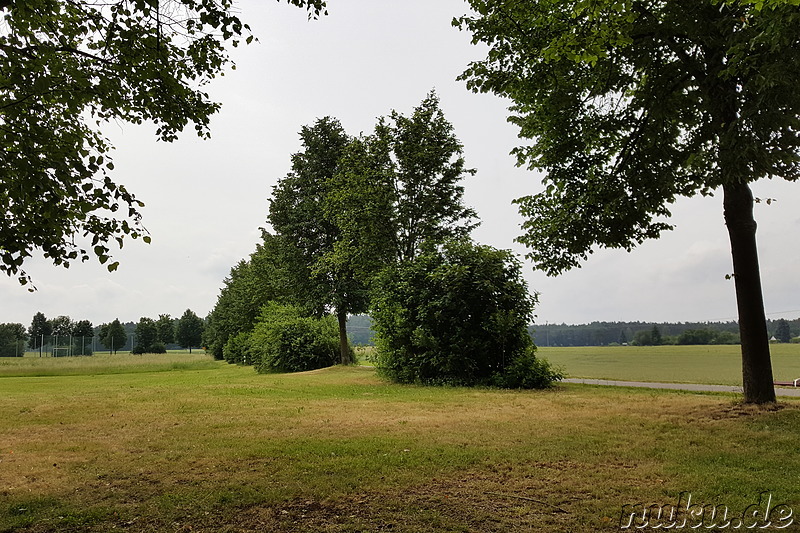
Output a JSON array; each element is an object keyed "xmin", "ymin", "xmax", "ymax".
[
  {"xmin": 337, "ymin": 311, "xmax": 351, "ymax": 365},
  {"xmin": 723, "ymin": 182, "xmax": 776, "ymax": 404}
]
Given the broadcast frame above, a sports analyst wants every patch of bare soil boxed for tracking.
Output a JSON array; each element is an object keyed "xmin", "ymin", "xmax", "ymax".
[
  {"xmin": 141, "ymin": 462, "xmax": 618, "ymax": 532},
  {"xmin": 689, "ymin": 401, "xmax": 788, "ymax": 421},
  {"xmin": 12, "ymin": 464, "xmax": 619, "ymax": 533}
]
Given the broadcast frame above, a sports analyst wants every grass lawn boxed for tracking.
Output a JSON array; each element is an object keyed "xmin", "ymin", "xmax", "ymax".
[
  {"xmin": 1, "ymin": 353, "xmax": 799, "ymax": 532},
  {"xmin": 539, "ymin": 344, "xmax": 800, "ymax": 386},
  {"xmin": 0, "ymin": 352, "xmax": 218, "ymax": 378}
]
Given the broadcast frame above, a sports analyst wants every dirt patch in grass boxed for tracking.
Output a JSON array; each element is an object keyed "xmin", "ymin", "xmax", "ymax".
[
  {"xmin": 696, "ymin": 400, "xmax": 788, "ymax": 420},
  {"xmin": 44, "ymin": 461, "xmax": 627, "ymax": 533}
]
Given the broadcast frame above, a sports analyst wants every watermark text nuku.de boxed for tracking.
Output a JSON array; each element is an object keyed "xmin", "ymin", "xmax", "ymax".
[{"xmin": 620, "ymin": 491, "xmax": 794, "ymax": 530}]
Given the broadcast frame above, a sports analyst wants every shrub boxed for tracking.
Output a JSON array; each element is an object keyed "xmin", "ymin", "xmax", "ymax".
[
  {"xmin": 223, "ymin": 331, "xmax": 253, "ymax": 365},
  {"xmin": 493, "ymin": 349, "xmax": 565, "ymax": 389},
  {"xmin": 131, "ymin": 342, "xmax": 166, "ymax": 355},
  {"xmin": 150, "ymin": 341, "xmax": 167, "ymax": 354},
  {"xmin": 249, "ymin": 303, "xmax": 342, "ymax": 373},
  {"xmin": 372, "ymin": 239, "xmax": 560, "ymax": 389}
]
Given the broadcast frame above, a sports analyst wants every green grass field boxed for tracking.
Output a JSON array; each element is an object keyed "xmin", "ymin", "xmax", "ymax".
[
  {"xmin": 0, "ymin": 352, "xmax": 218, "ymax": 378},
  {"xmin": 539, "ymin": 344, "xmax": 800, "ymax": 386},
  {"xmin": 1, "ymin": 352, "xmax": 799, "ymax": 532}
]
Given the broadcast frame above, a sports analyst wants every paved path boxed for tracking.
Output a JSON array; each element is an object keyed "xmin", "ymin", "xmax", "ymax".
[{"xmin": 562, "ymin": 378, "xmax": 800, "ymax": 397}]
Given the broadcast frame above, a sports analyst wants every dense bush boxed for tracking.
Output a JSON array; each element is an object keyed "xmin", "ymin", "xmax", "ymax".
[
  {"xmin": 371, "ymin": 239, "xmax": 560, "ymax": 389},
  {"xmin": 223, "ymin": 331, "xmax": 253, "ymax": 365},
  {"xmin": 495, "ymin": 349, "xmax": 564, "ymax": 389},
  {"xmin": 249, "ymin": 303, "xmax": 344, "ymax": 373},
  {"xmin": 131, "ymin": 341, "xmax": 166, "ymax": 355},
  {"xmin": 131, "ymin": 317, "xmax": 167, "ymax": 354}
]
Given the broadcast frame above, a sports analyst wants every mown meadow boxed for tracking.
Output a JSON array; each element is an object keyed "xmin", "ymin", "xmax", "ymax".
[
  {"xmin": 1, "ymin": 351, "xmax": 799, "ymax": 532},
  {"xmin": 539, "ymin": 344, "xmax": 800, "ymax": 386}
]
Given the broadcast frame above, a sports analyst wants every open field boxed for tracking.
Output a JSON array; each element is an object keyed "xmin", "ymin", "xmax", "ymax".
[
  {"xmin": 1, "ymin": 354, "xmax": 799, "ymax": 532},
  {"xmin": 0, "ymin": 352, "xmax": 217, "ymax": 378},
  {"xmin": 539, "ymin": 344, "xmax": 800, "ymax": 386}
]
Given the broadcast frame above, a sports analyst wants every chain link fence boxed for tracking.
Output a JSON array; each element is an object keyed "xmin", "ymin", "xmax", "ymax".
[
  {"xmin": 1, "ymin": 335, "xmax": 100, "ymax": 357},
  {"xmin": 30, "ymin": 335, "xmax": 98, "ymax": 357}
]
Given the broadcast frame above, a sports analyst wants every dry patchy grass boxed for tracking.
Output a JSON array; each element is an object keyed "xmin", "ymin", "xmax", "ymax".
[{"xmin": 1, "ymin": 362, "xmax": 799, "ymax": 532}]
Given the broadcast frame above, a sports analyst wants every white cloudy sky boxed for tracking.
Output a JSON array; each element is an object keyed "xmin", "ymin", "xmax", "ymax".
[{"xmin": 2, "ymin": 0, "xmax": 799, "ymax": 328}]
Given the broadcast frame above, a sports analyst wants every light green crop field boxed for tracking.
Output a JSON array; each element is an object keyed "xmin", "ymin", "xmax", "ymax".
[
  {"xmin": 538, "ymin": 344, "xmax": 800, "ymax": 386},
  {"xmin": 1, "ymin": 353, "xmax": 798, "ymax": 532}
]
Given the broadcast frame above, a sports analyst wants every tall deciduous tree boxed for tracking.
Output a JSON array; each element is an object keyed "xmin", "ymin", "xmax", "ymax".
[
  {"xmin": 133, "ymin": 317, "xmax": 161, "ymax": 354},
  {"xmin": 268, "ymin": 117, "xmax": 365, "ymax": 365},
  {"xmin": 100, "ymin": 318, "xmax": 127, "ymax": 354},
  {"xmin": 176, "ymin": 309, "xmax": 204, "ymax": 353},
  {"xmin": 0, "ymin": 322, "xmax": 27, "ymax": 357},
  {"xmin": 386, "ymin": 91, "xmax": 479, "ymax": 262},
  {"xmin": 156, "ymin": 314, "xmax": 175, "ymax": 345},
  {"xmin": 0, "ymin": 0, "xmax": 326, "ymax": 286},
  {"xmin": 327, "ymin": 91, "xmax": 479, "ymax": 269},
  {"xmin": 28, "ymin": 311, "xmax": 51, "ymax": 349},
  {"xmin": 456, "ymin": 0, "xmax": 800, "ymax": 403},
  {"xmin": 49, "ymin": 315, "xmax": 74, "ymax": 337}
]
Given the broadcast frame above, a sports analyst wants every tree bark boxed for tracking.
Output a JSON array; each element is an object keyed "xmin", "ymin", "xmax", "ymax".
[
  {"xmin": 723, "ymin": 182, "xmax": 776, "ymax": 404},
  {"xmin": 337, "ymin": 310, "xmax": 351, "ymax": 365}
]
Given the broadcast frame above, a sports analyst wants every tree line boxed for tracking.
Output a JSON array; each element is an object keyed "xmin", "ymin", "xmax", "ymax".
[
  {"xmin": 529, "ymin": 319, "xmax": 799, "ymax": 347},
  {"xmin": 204, "ymin": 92, "xmax": 562, "ymax": 388},
  {"xmin": 0, "ymin": 310, "xmax": 205, "ymax": 357}
]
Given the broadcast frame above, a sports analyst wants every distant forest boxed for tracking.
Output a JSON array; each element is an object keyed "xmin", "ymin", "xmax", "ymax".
[
  {"xmin": 528, "ymin": 319, "xmax": 800, "ymax": 347},
  {"xmin": 346, "ymin": 316, "xmax": 800, "ymax": 347}
]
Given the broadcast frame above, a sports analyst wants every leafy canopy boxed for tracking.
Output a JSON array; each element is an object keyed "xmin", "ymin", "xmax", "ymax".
[
  {"xmin": 455, "ymin": 0, "xmax": 800, "ymax": 274},
  {"xmin": 268, "ymin": 117, "xmax": 367, "ymax": 322},
  {"xmin": 326, "ymin": 91, "xmax": 479, "ymax": 269},
  {"xmin": 0, "ymin": 0, "xmax": 326, "ymax": 286},
  {"xmin": 99, "ymin": 318, "xmax": 127, "ymax": 352},
  {"xmin": 175, "ymin": 308, "xmax": 204, "ymax": 351}
]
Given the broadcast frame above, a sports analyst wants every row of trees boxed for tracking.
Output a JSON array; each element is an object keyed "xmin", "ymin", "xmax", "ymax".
[
  {"xmin": 28, "ymin": 312, "xmax": 94, "ymax": 349},
  {"xmin": 100, "ymin": 310, "xmax": 204, "ymax": 354},
  {"xmin": 207, "ymin": 92, "xmax": 476, "ymax": 361},
  {"xmin": 0, "ymin": 311, "xmax": 206, "ymax": 356},
  {"xmin": 0, "ymin": 323, "xmax": 27, "ymax": 357},
  {"xmin": 631, "ymin": 326, "xmax": 740, "ymax": 347},
  {"xmin": 530, "ymin": 319, "xmax": 799, "ymax": 347},
  {"xmin": 207, "ymin": 93, "xmax": 561, "ymax": 388}
]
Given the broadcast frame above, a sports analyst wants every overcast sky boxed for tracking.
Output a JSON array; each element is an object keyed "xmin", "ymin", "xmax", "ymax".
[{"xmin": 2, "ymin": 0, "xmax": 799, "ymax": 329}]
